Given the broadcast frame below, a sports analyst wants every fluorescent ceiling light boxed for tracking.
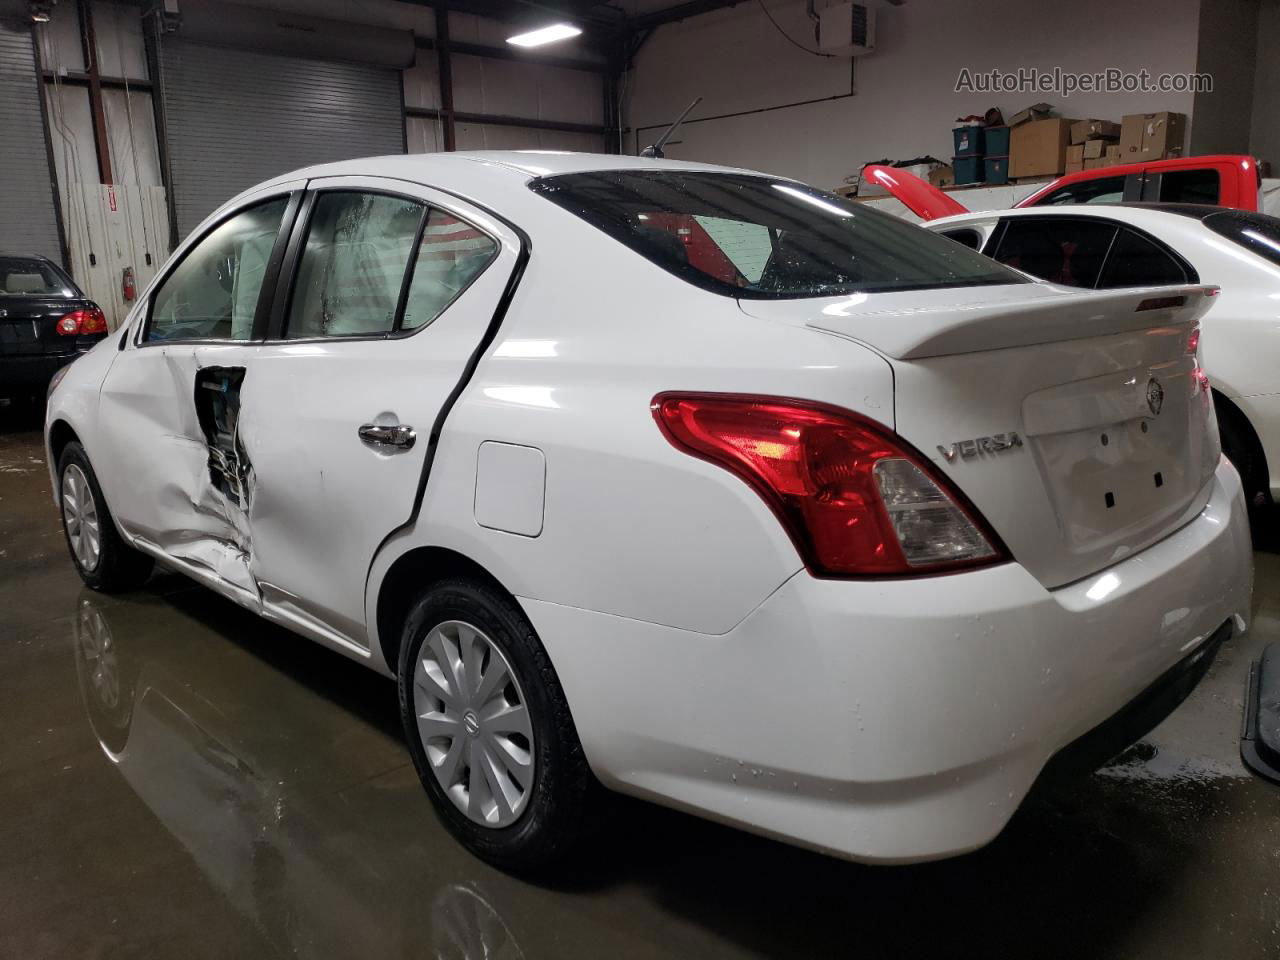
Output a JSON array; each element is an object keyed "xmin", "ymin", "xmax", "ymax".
[{"xmin": 506, "ymin": 23, "xmax": 582, "ymax": 47}]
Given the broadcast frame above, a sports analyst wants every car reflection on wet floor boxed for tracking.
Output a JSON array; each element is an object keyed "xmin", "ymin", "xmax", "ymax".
[{"xmin": 3, "ymin": 412, "xmax": 1280, "ymax": 960}]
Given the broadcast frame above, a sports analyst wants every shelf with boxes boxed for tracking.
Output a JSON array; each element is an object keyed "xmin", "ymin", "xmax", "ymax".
[{"xmin": 1010, "ymin": 110, "xmax": 1186, "ymax": 181}]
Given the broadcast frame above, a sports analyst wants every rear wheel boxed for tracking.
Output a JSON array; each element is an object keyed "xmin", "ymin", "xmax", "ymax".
[
  {"xmin": 57, "ymin": 442, "xmax": 154, "ymax": 591},
  {"xmin": 397, "ymin": 577, "xmax": 594, "ymax": 872}
]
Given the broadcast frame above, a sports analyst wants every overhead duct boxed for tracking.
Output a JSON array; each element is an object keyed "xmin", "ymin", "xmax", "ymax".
[{"xmin": 172, "ymin": 0, "xmax": 416, "ymax": 68}]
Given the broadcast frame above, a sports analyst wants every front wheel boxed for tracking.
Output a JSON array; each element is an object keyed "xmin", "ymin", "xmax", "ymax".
[
  {"xmin": 57, "ymin": 441, "xmax": 154, "ymax": 592},
  {"xmin": 397, "ymin": 577, "xmax": 595, "ymax": 872}
]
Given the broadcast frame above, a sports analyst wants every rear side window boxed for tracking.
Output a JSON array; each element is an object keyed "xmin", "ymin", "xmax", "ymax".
[
  {"xmin": 149, "ymin": 197, "xmax": 288, "ymax": 342},
  {"xmin": 989, "ymin": 217, "xmax": 1118, "ymax": 288},
  {"xmin": 287, "ymin": 192, "xmax": 424, "ymax": 339},
  {"xmin": 1202, "ymin": 209, "xmax": 1280, "ymax": 268},
  {"xmin": 401, "ymin": 210, "xmax": 499, "ymax": 331},
  {"xmin": 1158, "ymin": 169, "xmax": 1220, "ymax": 204},
  {"xmin": 939, "ymin": 228, "xmax": 981, "ymax": 250},
  {"xmin": 1097, "ymin": 228, "xmax": 1195, "ymax": 288},
  {"xmin": 1034, "ymin": 176, "xmax": 1126, "ymax": 206},
  {"xmin": 0, "ymin": 257, "xmax": 75, "ymax": 297},
  {"xmin": 530, "ymin": 171, "xmax": 1022, "ymax": 299}
]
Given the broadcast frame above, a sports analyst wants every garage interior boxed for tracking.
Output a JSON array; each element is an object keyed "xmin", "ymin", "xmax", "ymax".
[{"xmin": 3, "ymin": 0, "xmax": 1280, "ymax": 956}]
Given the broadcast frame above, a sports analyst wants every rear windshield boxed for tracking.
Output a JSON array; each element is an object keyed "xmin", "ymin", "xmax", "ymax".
[
  {"xmin": 0, "ymin": 257, "xmax": 76, "ymax": 297},
  {"xmin": 529, "ymin": 171, "xmax": 1024, "ymax": 299},
  {"xmin": 1202, "ymin": 210, "xmax": 1280, "ymax": 268}
]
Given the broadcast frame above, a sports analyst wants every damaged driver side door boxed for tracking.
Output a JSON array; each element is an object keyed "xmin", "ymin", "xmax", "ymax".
[{"xmin": 94, "ymin": 185, "xmax": 302, "ymax": 607}]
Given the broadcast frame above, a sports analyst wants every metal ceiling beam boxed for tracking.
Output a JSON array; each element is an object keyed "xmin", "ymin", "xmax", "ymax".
[
  {"xmin": 622, "ymin": 0, "xmax": 747, "ymax": 31},
  {"xmin": 405, "ymin": 105, "xmax": 605, "ymax": 135},
  {"xmin": 414, "ymin": 36, "xmax": 609, "ymax": 73}
]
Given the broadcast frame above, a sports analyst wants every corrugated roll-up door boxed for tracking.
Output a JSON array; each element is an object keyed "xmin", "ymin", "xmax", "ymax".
[
  {"xmin": 0, "ymin": 19, "xmax": 62, "ymax": 261},
  {"xmin": 157, "ymin": 40, "xmax": 405, "ymax": 239}
]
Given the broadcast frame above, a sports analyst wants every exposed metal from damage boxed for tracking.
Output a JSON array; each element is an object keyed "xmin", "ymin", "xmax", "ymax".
[{"xmin": 194, "ymin": 366, "xmax": 252, "ymax": 509}]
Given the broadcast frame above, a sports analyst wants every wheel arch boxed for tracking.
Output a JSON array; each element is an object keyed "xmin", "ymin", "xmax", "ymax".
[
  {"xmin": 48, "ymin": 417, "xmax": 81, "ymax": 467},
  {"xmin": 1213, "ymin": 388, "xmax": 1271, "ymax": 503},
  {"xmin": 374, "ymin": 545, "xmax": 518, "ymax": 676}
]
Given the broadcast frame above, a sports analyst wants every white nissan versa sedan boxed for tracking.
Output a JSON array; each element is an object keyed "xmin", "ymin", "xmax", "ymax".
[{"xmin": 46, "ymin": 152, "xmax": 1253, "ymax": 870}]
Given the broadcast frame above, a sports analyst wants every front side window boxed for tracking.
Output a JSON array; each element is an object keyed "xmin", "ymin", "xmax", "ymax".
[
  {"xmin": 286, "ymin": 192, "xmax": 425, "ymax": 339},
  {"xmin": 401, "ymin": 210, "xmax": 499, "ymax": 331},
  {"xmin": 148, "ymin": 198, "xmax": 288, "ymax": 342},
  {"xmin": 990, "ymin": 217, "xmax": 1119, "ymax": 288},
  {"xmin": 530, "ymin": 171, "xmax": 1021, "ymax": 299},
  {"xmin": 1035, "ymin": 176, "xmax": 1126, "ymax": 207}
]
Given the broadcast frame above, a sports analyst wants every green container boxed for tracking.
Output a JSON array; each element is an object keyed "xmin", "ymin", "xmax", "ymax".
[
  {"xmin": 952, "ymin": 155, "xmax": 984, "ymax": 185},
  {"xmin": 984, "ymin": 125, "xmax": 1011, "ymax": 156},
  {"xmin": 952, "ymin": 125, "xmax": 985, "ymax": 157},
  {"xmin": 984, "ymin": 155, "xmax": 1010, "ymax": 185}
]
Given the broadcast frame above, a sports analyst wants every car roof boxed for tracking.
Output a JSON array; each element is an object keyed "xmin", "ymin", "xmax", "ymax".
[
  {"xmin": 926, "ymin": 202, "xmax": 1232, "ymax": 230},
  {"xmin": 250, "ymin": 150, "xmax": 764, "ymax": 195}
]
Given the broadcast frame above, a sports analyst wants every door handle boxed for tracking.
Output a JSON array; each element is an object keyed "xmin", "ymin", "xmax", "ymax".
[{"xmin": 358, "ymin": 422, "xmax": 416, "ymax": 450}]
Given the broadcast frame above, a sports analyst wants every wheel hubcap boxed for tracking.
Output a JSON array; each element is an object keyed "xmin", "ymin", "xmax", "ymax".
[
  {"xmin": 61, "ymin": 464, "xmax": 101, "ymax": 573},
  {"xmin": 413, "ymin": 620, "xmax": 535, "ymax": 828}
]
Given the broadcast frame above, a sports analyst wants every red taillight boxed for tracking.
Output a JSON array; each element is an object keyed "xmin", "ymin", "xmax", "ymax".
[
  {"xmin": 651, "ymin": 393, "xmax": 1007, "ymax": 577},
  {"xmin": 55, "ymin": 307, "xmax": 108, "ymax": 336}
]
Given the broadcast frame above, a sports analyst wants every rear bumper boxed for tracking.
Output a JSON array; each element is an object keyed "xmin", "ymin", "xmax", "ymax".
[
  {"xmin": 0, "ymin": 351, "xmax": 80, "ymax": 392},
  {"xmin": 523, "ymin": 458, "xmax": 1253, "ymax": 864}
]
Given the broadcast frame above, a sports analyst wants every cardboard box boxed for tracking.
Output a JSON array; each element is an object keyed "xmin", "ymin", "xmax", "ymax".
[
  {"xmin": 1065, "ymin": 144, "xmax": 1085, "ymax": 172},
  {"xmin": 1105, "ymin": 144, "xmax": 1122, "ymax": 163},
  {"xmin": 928, "ymin": 164, "xmax": 955, "ymax": 188},
  {"xmin": 1008, "ymin": 103, "xmax": 1053, "ymax": 127},
  {"xmin": 1070, "ymin": 119, "xmax": 1121, "ymax": 144},
  {"xmin": 1010, "ymin": 118, "xmax": 1075, "ymax": 178},
  {"xmin": 1083, "ymin": 157, "xmax": 1110, "ymax": 170},
  {"xmin": 1083, "ymin": 139, "xmax": 1108, "ymax": 159},
  {"xmin": 1119, "ymin": 112, "xmax": 1187, "ymax": 162}
]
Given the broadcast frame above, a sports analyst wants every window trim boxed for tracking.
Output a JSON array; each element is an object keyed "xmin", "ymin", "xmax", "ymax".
[
  {"xmin": 269, "ymin": 185, "xmax": 501, "ymax": 344},
  {"xmin": 136, "ymin": 191, "xmax": 302, "ymax": 348}
]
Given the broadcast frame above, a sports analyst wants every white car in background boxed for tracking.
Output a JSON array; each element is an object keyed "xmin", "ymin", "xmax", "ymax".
[
  {"xmin": 921, "ymin": 203, "xmax": 1280, "ymax": 508},
  {"xmin": 45, "ymin": 152, "xmax": 1252, "ymax": 870}
]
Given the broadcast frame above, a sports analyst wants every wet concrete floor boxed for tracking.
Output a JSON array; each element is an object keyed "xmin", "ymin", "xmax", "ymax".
[{"xmin": 2, "ymin": 399, "xmax": 1279, "ymax": 959}]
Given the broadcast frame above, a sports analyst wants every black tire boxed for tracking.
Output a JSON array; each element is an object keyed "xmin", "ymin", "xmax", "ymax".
[
  {"xmin": 397, "ymin": 577, "xmax": 594, "ymax": 872},
  {"xmin": 57, "ymin": 441, "xmax": 154, "ymax": 592},
  {"xmin": 1217, "ymin": 402, "xmax": 1271, "ymax": 509}
]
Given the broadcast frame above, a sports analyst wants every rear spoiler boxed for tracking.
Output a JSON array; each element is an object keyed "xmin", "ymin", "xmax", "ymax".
[{"xmin": 807, "ymin": 285, "xmax": 1220, "ymax": 360}]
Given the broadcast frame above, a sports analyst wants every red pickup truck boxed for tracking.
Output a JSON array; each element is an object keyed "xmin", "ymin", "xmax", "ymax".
[{"xmin": 863, "ymin": 154, "xmax": 1262, "ymax": 220}]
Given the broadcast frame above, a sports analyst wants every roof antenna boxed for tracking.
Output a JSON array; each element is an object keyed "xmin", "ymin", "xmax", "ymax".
[{"xmin": 641, "ymin": 96, "xmax": 703, "ymax": 159}]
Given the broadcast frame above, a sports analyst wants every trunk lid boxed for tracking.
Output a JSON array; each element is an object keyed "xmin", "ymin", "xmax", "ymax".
[
  {"xmin": 741, "ymin": 283, "xmax": 1222, "ymax": 588},
  {"xmin": 0, "ymin": 296, "xmax": 93, "ymax": 357}
]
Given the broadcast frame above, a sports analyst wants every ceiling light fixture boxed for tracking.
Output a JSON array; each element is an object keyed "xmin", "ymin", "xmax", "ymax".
[{"xmin": 506, "ymin": 23, "xmax": 582, "ymax": 47}]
